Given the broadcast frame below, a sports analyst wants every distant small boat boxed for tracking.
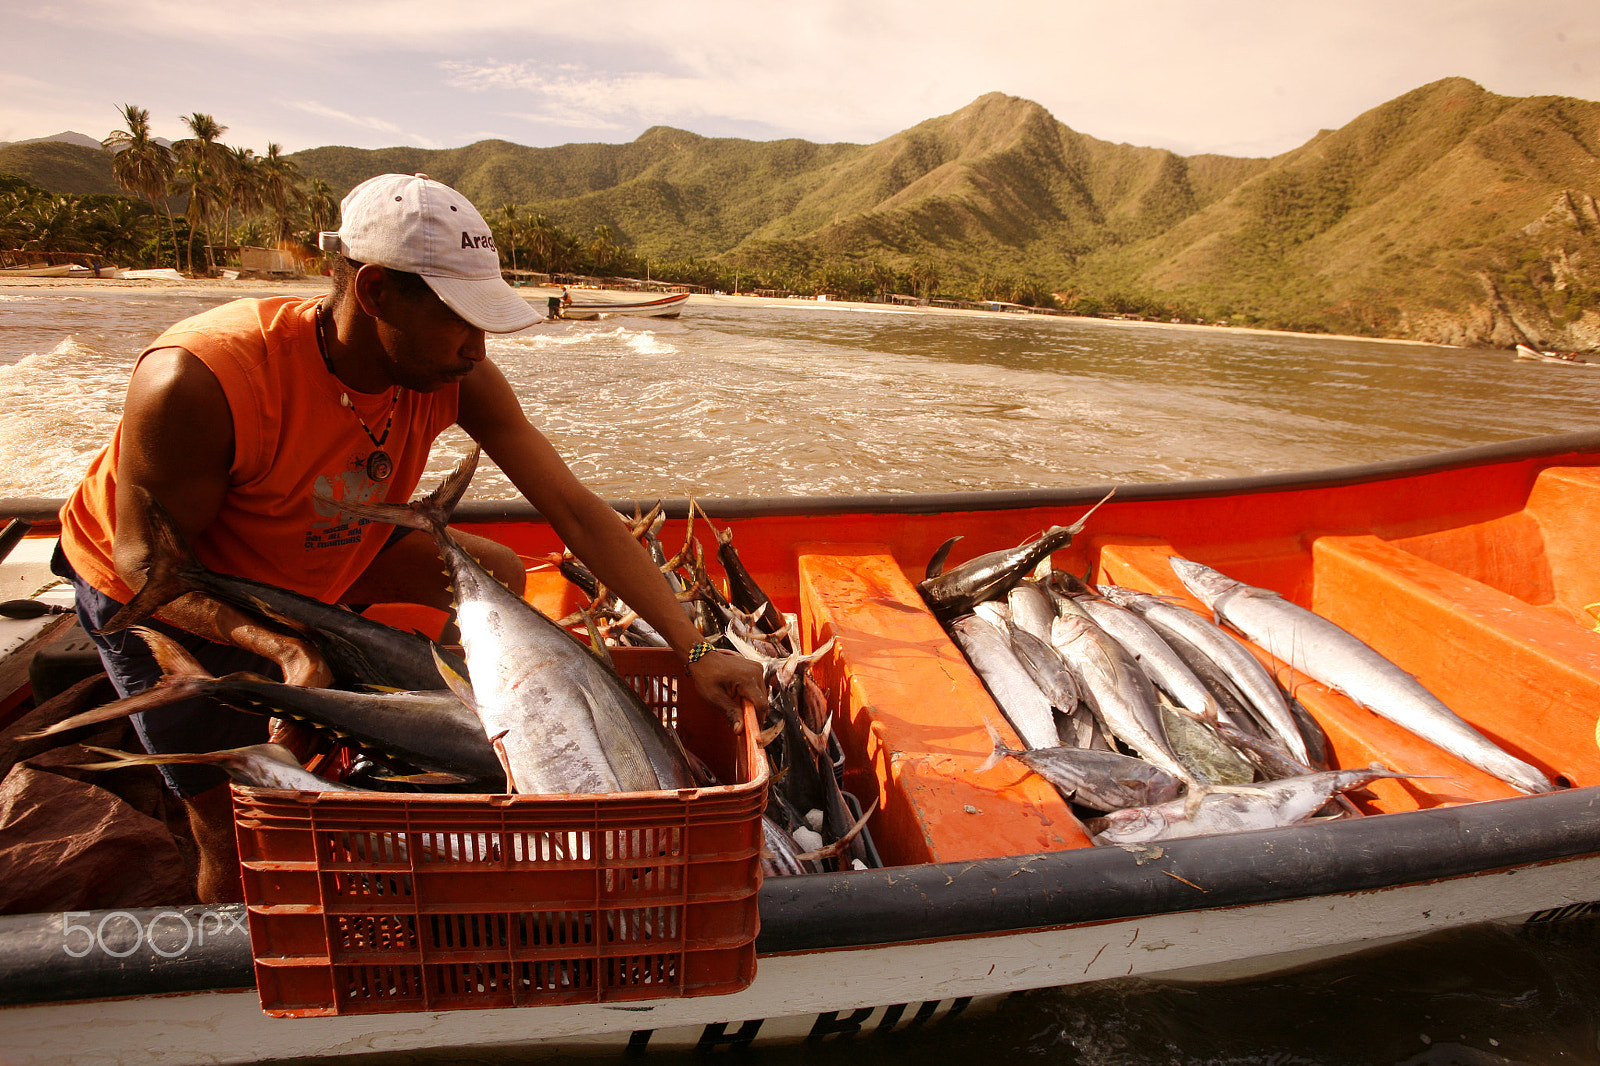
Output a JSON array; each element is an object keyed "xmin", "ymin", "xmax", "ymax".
[
  {"xmin": 120, "ymin": 268, "xmax": 187, "ymax": 282},
  {"xmin": 559, "ymin": 291, "xmax": 689, "ymax": 320},
  {"xmin": 1515, "ymin": 343, "xmax": 1593, "ymax": 366},
  {"xmin": 0, "ymin": 264, "xmax": 71, "ymax": 277}
]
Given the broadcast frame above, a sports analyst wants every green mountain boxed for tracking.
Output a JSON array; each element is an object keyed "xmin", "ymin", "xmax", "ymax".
[
  {"xmin": 1076, "ymin": 78, "xmax": 1600, "ymax": 346},
  {"xmin": 8, "ymin": 80, "xmax": 1600, "ymax": 348},
  {"xmin": 0, "ymin": 139, "xmax": 118, "ymax": 195}
]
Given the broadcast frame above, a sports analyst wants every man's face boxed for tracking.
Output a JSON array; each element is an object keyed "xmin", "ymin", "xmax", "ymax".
[{"xmin": 371, "ymin": 276, "xmax": 486, "ymax": 392}]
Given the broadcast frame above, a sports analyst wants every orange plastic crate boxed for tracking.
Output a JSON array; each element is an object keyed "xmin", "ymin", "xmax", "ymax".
[{"xmin": 233, "ymin": 648, "xmax": 767, "ymax": 1017}]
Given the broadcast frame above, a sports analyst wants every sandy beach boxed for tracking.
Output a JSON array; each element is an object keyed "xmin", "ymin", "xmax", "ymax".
[{"xmin": 0, "ymin": 275, "xmax": 1447, "ymax": 348}]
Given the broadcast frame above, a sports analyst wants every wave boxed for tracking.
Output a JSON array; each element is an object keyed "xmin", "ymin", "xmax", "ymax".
[{"xmin": 494, "ymin": 325, "xmax": 680, "ymax": 359}]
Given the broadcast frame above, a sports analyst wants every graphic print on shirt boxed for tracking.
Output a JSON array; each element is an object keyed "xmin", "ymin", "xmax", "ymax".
[{"xmin": 306, "ymin": 459, "xmax": 391, "ymax": 551}]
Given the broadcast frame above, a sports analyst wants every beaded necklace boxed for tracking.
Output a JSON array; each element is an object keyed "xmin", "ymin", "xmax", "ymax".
[{"xmin": 315, "ymin": 302, "xmax": 399, "ymax": 482}]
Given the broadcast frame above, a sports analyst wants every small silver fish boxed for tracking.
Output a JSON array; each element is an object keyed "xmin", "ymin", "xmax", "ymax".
[
  {"xmin": 980, "ymin": 723, "xmax": 1184, "ymax": 811},
  {"xmin": 950, "ymin": 613, "xmax": 1059, "ymax": 750},
  {"xmin": 1098, "ymin": 583, "xmax": 1312, "ymax": 768},
  {"xmin": 1168, "ymin": 556, "xmax": 1553, "ymax": 795},
  {"xmin": 1088, "ymin": 765, "xmax": 1428, "ymax": 844}
]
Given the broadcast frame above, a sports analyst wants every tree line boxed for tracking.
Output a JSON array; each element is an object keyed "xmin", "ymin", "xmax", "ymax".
[
  {"xmin": 2, "ymin": 102, "xmax": 1224, "ymax": 325},
  {"xmin": 2, "ymin": 104, "xmax": 338, "ymax": 274}
]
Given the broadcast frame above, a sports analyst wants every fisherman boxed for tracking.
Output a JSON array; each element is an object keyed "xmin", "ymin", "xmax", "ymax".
[{"xmin": 51, "ymin": 173, "xmax": 768, "ymax": 903}]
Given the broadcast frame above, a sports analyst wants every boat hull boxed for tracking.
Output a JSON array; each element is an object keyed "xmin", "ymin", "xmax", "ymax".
[
  {"xmin": 4, "ymin": 835, "xmax": 1597, "ymax": 1063},
  {"xmin": 560, "ymin": 291, "xmax": 689, "ymax": 319}
]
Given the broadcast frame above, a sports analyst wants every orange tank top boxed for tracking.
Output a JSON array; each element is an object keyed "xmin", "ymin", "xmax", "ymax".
[{"xmin": 59, "ymin": 296, "xmax": 460, "ymax": 604}]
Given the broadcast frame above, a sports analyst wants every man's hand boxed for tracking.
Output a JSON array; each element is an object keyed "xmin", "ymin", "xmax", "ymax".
[{"xmin": 687, "ymin": 649, "xmax": 768, "ymax": 731}]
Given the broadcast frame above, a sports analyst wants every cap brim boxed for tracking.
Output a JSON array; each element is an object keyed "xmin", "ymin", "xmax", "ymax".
[{"xmin": 425, "ymin": 275, "xmax": 543, "ymax": 333}]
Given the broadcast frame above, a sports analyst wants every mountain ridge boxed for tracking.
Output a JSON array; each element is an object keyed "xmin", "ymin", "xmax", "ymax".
[{"xmin": 4, "ymin": 82, "xmax": 1598, "ymax": 348}]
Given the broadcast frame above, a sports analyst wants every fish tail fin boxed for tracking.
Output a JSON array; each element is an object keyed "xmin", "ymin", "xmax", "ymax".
[
  {"xmin": 19, "ymin": 662, "xmax": 215, "ymax": 741},
  {"xmin": 418, "ymin": 446, "xmax": 480, "ymax": 525},
  {"xmin": 579, "ymin": 608, "xmax": 616, "ymax": 669},
  {"xmin": 1065, "ymin": 486, "xmax": 1117, "ymax": 534},
  {"xmin": 132, "ymin": 625, "xmax": 214, "ymax": 680},
  {"xmin": 923, "ymin": 535, "xmax": 961, "ymax": 580},
  {"xmin": 314, "ymin": 492, "xmax": 427, "ymax": 533},
  {"xmin": 978, "ymin": 720, "xmax": 1019, "ymax": 773},
  {"xmin": 316, "ymin": 448, "xmax": 482, "ymax": 534},
  {"xmin": 792, "ymin": 797, "xmax": 879, "ymax": 864}
]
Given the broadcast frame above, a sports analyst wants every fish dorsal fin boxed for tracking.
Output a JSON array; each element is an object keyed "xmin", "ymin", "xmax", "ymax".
[{"xmin": 924, "ymin": 536, "xmax": 962, "ymax": 580}]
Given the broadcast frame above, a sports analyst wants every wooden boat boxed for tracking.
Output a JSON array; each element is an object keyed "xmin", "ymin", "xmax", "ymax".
[
  {"xmin": 0, "ymin": 264, "xmax": 71, "ymax": 278},
  {"xmin": 559, "ymin": 291, "xmax": 690, "ymax": 320},
  {"xmin": 1515, "ymin": 343, "xmax": 1593, "ymax": 366},
  {"xmin": 5, "ymin": 429, "xmax": 1600, "ymax": 1064}
]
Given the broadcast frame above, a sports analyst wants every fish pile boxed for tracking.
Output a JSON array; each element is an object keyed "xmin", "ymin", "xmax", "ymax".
[
  {"xmin": 546, "ymin": 497, "xmax": 878, "ymax": 876},
  {"xmin": 918, "ymin": 510, "xmax": 1554, "ymax": 846},
  {"xmin": 38, "ymin": 451, "xmax": 876, "ymax": 878}
]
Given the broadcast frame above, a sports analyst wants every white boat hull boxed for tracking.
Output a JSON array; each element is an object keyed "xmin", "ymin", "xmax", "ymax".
[
  {"xmin": 561, "ymin": 292, "xmax": 689, "ymax": 320},
  {"xmin": 4, "ymin": 847, "xmax": 1596, "ymax": 1064}
]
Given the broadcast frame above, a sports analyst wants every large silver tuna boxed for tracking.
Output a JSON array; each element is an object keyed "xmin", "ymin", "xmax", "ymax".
[
  {"xmin": 326, "ymin": 450, "xmax": 696, "ymax": 796},
  {"xmin": 1063, "ymin": 580, "xmax": 1229, "ymax": 727},
  {"xmin": 1168, "ymin": 556, "xmax": 1554, "ymax": 795}
]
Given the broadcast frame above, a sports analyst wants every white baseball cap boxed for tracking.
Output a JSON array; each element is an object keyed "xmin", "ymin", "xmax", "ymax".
[{"xmin": 322, "ymin": 173, "xmax": 539, "ymax": 333}]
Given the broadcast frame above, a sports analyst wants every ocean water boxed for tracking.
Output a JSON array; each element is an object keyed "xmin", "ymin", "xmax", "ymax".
[
  {"xmin": 5, "ymin": 285, "xmax": 1600, "ymax": 1064},
  {"xmin": 3, "ymin": 287, "xmax": 1598, "ymax": 502}
]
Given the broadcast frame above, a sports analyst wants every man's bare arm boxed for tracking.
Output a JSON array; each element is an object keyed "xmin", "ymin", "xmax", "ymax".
[
  {"xmin": 111, "ymin": 347, "xmax": 331, "ymax": 687},
  {"xmin": 457, "ymin": 358, "xmax": 767, "ymax": 718}
]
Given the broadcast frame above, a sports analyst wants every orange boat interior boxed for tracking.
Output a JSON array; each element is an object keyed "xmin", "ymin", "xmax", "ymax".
[
  {"xmin": 348, "ymin": 449, "xmax": 1595, "ymax": 868},
  {"xmin": 54, "ymin": 448, "xmax": 1571, "ymax": 868}
]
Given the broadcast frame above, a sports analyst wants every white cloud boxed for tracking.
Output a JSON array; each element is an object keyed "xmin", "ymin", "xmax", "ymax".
[{"xmin": 284, "ymin": 101, "xmax": 441, "ymax": 149}]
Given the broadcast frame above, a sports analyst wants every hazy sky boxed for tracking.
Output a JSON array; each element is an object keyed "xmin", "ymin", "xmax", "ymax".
[{"xmin": 6, "ymin": 0, "xmax": 1596, "ymax": 159}]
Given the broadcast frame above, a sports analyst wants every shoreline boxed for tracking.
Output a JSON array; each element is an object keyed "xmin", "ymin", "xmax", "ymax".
[{"xmin": 0, "ymin": 276, "xmax": 1454, "ymax": 349}]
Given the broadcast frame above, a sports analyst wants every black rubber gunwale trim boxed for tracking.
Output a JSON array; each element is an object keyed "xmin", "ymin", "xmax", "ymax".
[{"xmin": 7, "ymin": 430, "xmax": 1600, "ymax": 528}]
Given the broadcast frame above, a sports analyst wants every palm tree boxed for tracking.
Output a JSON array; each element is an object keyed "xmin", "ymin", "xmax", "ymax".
[
  {"xmin": 587, "ymin": 225, "xmax": 620, "ymax": 274},
  {"xmin": 87, "ymin": 198, "xmax": 155, "ymax": 266},
  {"xmin": 174, "ymin": 112, "xmax": 228, "ymax": 273},
  {"xmin": 255, "ymin": 144, "xmax": 303, "ymax": 243},
  {"xmin": 102, "ymin": 104, "xmax": 178, "ymax": 267},
  {"xmin": 217, "ymin": 145, "xmax": 258, "ymax": 267},
  {"xmin": 18, "ymin": 195, "xmax": 81, "ymax": 252},
  {"xmin": 304, "ymin": 178, "xmax": 336, "ymax": 237},
  {"xmin": 0, "ymin": 190, "xmax": 32, "ymax": 250},
  {"xmin": 497, "ymin": 204, "xmax": 520, "ymax": 275},
  {"xmin": 522, "ymin": 213, "xmax": 556, "ymax": 273}
]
